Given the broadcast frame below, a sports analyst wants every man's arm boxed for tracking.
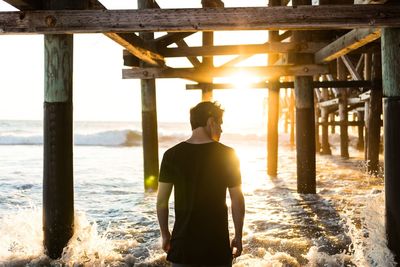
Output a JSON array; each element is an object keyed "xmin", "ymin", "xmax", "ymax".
[
  {"xmin": 157, "ymin": 182, "xmax": 173, "ymax": 253},
  {"xmin": 228, "ymin": 185, "xmax": 245, "ymax": 258}
]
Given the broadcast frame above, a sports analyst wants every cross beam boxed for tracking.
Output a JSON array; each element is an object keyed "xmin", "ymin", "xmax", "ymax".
[
  {"xmin": 314, "ymin": 28, "xmax": 381, "ymax": 63},
  {"xmin": 159, "ymin": 42, "xmax": 326, "ymax": 57},
  {"xmin": 185, "ymin": 80, "xmax": 374, "ymax": 89},
  {"xmin": 0, "ymin": 5, "xmax": 399, "ymax": 34},
  {"xmin": 122, "ymin": 65, "xmax": 329, "ymax": 82}
]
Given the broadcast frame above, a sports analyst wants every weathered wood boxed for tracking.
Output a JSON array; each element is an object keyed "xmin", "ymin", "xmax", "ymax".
[
  {"xmin": 43, "ymin": 33, "xmax": 74, "ymax": 260},
  {"xmin": 160, "ymin": 42, "xmax": 326, "ymax": 57},
  {"xmin": 154, "ymin": 32, "xmax": 195, "ymax": 48},
  {"xmin": 4, "ymin": 0, "xmax": 100, "ymax": 10},
  {"xmin": 320, "ymin": 88, "xmax": 331, "ymax": 154},
  {"xmin": 364, "ymin": 53, "xmax": 372, "ymax": 80},
  {"xmin": 356, "ymin": 110, "xmax": 364, "ymax": 150},
  {"xmin": 318, "ymin": 120, "xmax": 363, "ymax": 126},
  {"xmin": 3, "ymin": 0, "xmax": 41, "ymax": 9},
  {"xmin": 315, "ymin": 28, "xmax": 381, "ymax": 63},
  {"xmin": 267, "ymin": 0, "xmax": 280, "ymax": 177},
  {"xmin": 200, "ymin": 1, "xmax": 214, "ymax": 101},
  {"xmin": 382, "ymin": 27, "xmax": 400, "ymax": 264},
  {"xmin": 355, "ymin": 54, "xmax": 364, "ymax": 74},
  {"xmin": 1, "ymin": 6, "xmax": 400, "ymax": 34},
  {"xmin": 289, "ymin": 88, "xmax": 295, "ymax": 146},
  {"xmin": 337, "ymin": 57, "xmax": 349, "ymax": 158},
  {"xmin": 359, "ymin": 90, "xmax": 371, "ymax": 101},
  {"xmin": 186, "ymin": 80, "xmax": 373, "ymax": 90},
  {"xmin": 367, "ymin": 53, "xmax": 382, "ymax": 174},
  {"xmin": 330, "ymin": 113, "xmax": 336, "ymax": 134},
  {"xmin": 293, "ymin": 0, "xmax": 315, "ymax": 194},
  {"xmin": 105, "ymin": 32, "xmax": 165, "ymax": 67},
  {"xmin": 174, "ymin": 39, "xmax": 201, "ymax": 67},
  {"xmin": 139, "ymin": 0, "xmax": 159, "ymax": 192},
  {"xmin": 123, "ymin": 49, "xmax": 140, "ymax": 67},
  {"xmin": 318, "ymin": 98, "xmax": 339, "ymax": 108},
  {"xmin": 123, "ymin": 65, "xmax": 329, "ymax": 81},
  {"xmin": 341, "ymin": 54, "xmax": 363, "ymax": 81},
  {"xmin": 221, "ymin": 54, "xmax": 251, "ymax": 67},
  {"xmin": 278, "ymin": 30, "xmax": 292, "ymax": 41}
]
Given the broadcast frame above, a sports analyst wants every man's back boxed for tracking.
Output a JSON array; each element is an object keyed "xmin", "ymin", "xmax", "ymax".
[{"xmin": 159, "ymin": 141, "xmax": 241, "ymax": 265}]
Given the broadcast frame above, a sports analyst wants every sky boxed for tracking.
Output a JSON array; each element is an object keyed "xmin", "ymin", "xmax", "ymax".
[{"xmin": 0, "ymin": 0, "xmax": 271, "ymax": 129}]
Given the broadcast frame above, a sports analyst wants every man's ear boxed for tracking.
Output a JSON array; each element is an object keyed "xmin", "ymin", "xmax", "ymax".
[{"xmin": 206, "ymin": 117, "xmax": 214, "ymax": 127}]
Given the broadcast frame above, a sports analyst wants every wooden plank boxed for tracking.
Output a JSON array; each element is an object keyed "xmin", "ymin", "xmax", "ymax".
[
  {"xmin": 1, "ymin": 5, "xmax": 400, "ymax": 34},
  {"xmin": 122, "ymin": 64, "xmax": 329, "ymax": 81},
  {"xmin": 318, "ymin": 98, "xmax": 339, "ymax": 108},
  {"xmin": 160, "ymin": 42, "xmax": 325, "ymax": 57},
  {"xmin": 315, "ymin": 28, "xmax": 381, "ymax": 63},
  {"xmin": 105, "ymin": 32, "xmax": 165, "ymax": 67},
  {"xmin": 347, "ymin": 97, "xmax": 362, "ymax": 105}
]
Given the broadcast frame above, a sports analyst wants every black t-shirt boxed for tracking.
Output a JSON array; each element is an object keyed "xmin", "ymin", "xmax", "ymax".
[{"xmin": 159, "ymin": 141, "xmax": 241, "ymax": 265}]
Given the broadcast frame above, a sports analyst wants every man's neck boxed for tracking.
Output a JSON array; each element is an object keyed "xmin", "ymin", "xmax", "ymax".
[{"xmin": 186, "ymin": 127, "xmax": 215, "ymax": 144}]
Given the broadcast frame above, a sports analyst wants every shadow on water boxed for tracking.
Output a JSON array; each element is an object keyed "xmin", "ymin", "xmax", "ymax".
[{"xmin": 245, "ymin": 174, "xmax": 353, "ymax": 266}]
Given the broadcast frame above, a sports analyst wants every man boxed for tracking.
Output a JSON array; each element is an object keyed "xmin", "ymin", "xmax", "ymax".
[{"xmin": 157, "ymin": 101, "xmax": 245, "ymax": 267}]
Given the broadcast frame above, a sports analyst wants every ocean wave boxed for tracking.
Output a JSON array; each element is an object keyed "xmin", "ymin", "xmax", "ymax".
[
  {"xmin": 0, "ymin": 129, "xmax": 266, "ymax": 147},
  {"xmin": 0, "ymin": 130, "xmax": 143, "ymax": 147}
]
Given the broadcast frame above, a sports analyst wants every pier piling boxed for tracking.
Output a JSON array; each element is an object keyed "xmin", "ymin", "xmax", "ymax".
[
  {"xmin": 293, "ymin": 0, "xmax": 316, "ymax": 194},
  {"xmin": 320, "ymin": 88, "xmax": 332, "ymax": 155},
  {"xmin": 43, "ymin": 34, "xmax": 74, "ymax": 259},
  {"xmin": 139, "ymin": 0, "xmax": 159, "ymax": 191},
  {"xmin": 337, "ymin": 58, "xmax": 349, "ymax": 159},
  {"xmin": 382, "ymin": 27, "xmax": 400, "ymax": 263},
  {"xmin": 266, "ymin": 0, "xmax": 280, "ymax": 177},
  {"xmin": 366, "ymin": 53, "xmax": 382, "ymax": 174},
  {"xmin": 200, "ymin": 0, "xmax": 218, "ymax": 101}
]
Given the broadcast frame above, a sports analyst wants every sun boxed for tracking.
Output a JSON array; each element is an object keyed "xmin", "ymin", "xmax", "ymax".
[
  {"xmin": 229, "ymin": 70, "xmax": 262, "ymax": 90},
  {"xmin": 213, "ymin": 71, "xmax": 267, "ymax": 133}
]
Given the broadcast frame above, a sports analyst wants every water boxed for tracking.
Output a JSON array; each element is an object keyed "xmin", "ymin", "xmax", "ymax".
[{"xmin": 0, "ymin": 120, "xmax": 395, "ymax": 266}]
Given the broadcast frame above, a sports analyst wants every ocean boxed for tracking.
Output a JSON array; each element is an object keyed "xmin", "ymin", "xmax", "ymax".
[{"xmin": 0, "ymin": 120, "xmax": 395, "ymax": 266}]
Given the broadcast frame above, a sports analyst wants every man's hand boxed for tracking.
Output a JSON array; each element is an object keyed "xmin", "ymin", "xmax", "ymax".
[
  {"xmin": 161, "ymin": 232, "xmax": 171, "ymax": 253},
  {"xmin": 231, "ymin": 236, "xmax": 243, "ymax": 258},
  {"xmin": 157, "ymin": 182, "xmax": 173, "ymax": 254}
]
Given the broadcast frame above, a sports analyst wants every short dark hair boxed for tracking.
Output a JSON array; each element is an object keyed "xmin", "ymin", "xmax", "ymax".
[{"xmin": 190, "ymin": 101, "xmax": 224, "ymax": 130}]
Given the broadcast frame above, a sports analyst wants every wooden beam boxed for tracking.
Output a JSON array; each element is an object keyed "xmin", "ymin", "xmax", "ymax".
[
  {"xmin": 105, "ymin": 32, "xmax": 165, "ymax": 67},
  {"xmin": 220, "ymin": 55, "xmax": 251, "ymax": 67},
  {"xmin": 123, "ymin": 49, "xmax": 140, "ymax": 67},
  {"xmin": 2, "ymin": 0, "xmax": 41, "ymax": 9},
  {"xmin": 160, "ymin": 42, "xmax": 325, "ymax": 57},
  {"xmin": 278, "ymin": 30, "xmax": 292, "ymax": 41},
  {"xmin": 1, "ymin": 5, "xmax": 400, "ymax": 34},
  {"xmin": 174, "ymin": 39, "xmax": 201, "ymax": 67},
  {"xmin": 154, "ymin": 32, "xmax": 195, "ymax": 48},
  {"xmin": 341, "ymin": 54, "xmax": 362, "ymax": 80},
  {"xmin": 122, "ymin": 64, "xmax": 329, "ymax": 81},
  {"xmin": 359, "ymin": 90, "xmax": 371, "ymax": 101},
  {"xmin": 318, "ymin": 98, "xmax": 339, "ymax": 108},
  {"xmin": 315, "ymin": 28, "xmax": 381, "ymax": 63},
  {"xmin": 186, "ymin": 80, "xmax": 373, "ymax": 89}
]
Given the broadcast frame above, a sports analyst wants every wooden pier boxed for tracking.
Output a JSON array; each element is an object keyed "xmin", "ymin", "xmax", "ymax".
[{"xmin": 1, "ymin": 0, "xmax": 399, "ymax": 260}]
